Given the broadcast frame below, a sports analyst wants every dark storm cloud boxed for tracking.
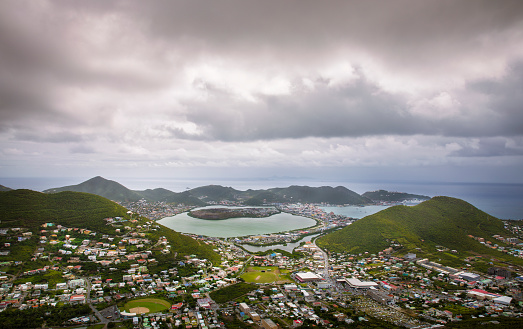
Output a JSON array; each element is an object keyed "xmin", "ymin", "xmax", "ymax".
[
  {"xmin": 177, "ymin": 62, "xmax": 523, "ymax": 141},
  {"xmin": 0, "ymin": 0, "xmax": 172, "ymax": 130},
  {"xmin": 178, "ymin": 75, "xmax": 415, "ymax": 141},
  {"xmin": 467, "ymin": 62, "xmax": 523, "ymax": 136},
  {"xmin": 450, "ymin": 138, "xmax": 523, "ymax": 157},
  {"xmin": 0, "ymin": 0, "xmax": 522, "ymax": 179}
]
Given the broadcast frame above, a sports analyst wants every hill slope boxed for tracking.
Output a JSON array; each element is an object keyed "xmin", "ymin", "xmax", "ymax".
[
  {"xmin": 44, "ymin": 177, "xmax": 374, "ymax": 205},
  {"xmin": 0, "ymin": 189, "xmax": 129, "ymax": 232},
  {"xmin": 317, "ymin": 197, "xmax": 517, "ymax": 265},
  {"xmin": 266, "ymin": 185, "xmax": 370, "ymax": 205},
  {"xmin": 362, "ymin": 189, "xmax": 430, "ymax": 202},
  {"xmin": 44, "ymin": 176, "xmax": 143, "ymax": 202},
  {"xmin": 0, "ymin": 189, "xmax": 220, "ymax": 263},
  {"xmin": 0, "ymin": 184, "xmax": 12, "ymax": 192},
  {"xmin": 138, "ymin": 188, "xmax": 206, "ymax": 205}
]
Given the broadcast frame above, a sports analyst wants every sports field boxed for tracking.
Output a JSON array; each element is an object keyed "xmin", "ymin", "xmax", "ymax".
[
  {"xmin": 123, "ymin": 298, "xmax": 171, "ymax": 314},
  {"xmin": 241, "ymin": 266, "xmax": 291, "ymax": 283}
]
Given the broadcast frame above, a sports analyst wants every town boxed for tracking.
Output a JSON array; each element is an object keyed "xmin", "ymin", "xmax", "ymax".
[{"xmin": 0, "ymin": 200, "xmax": 522, "ymax": 329}]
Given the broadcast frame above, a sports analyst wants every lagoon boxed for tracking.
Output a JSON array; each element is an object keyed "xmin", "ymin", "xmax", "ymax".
[
  {"xmin": 240, "ymin": 233, "xmax": 321, "ymax": 253},
  {"xmin": 158, "ymin": 206, "xmax": 316, "ymax": 238}
]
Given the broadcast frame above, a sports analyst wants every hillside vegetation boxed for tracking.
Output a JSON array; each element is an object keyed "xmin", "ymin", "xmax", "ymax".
[
  {"xmin": 43, "ymin": 176, "xmax": 378, "ymax": 205},
  {"xmin": 0, "ymin": 189, "xmax": 128, "ymax": 233},
  {"xmin": 0, "ymin": 185, "xmax": 12, "ymax": 192},
  {"xmin": 44, "ymin": 176, "xmax": 205, "ymax": 204},
  {"xmin": 362, "ymin": 189, "xmax": 430, "ymax": 202},
  {"xmin": 317, "ymin": 197, "xmax": 520, "ymax": 267},
  {"xmin": 0, "ymin": 189, "xmax": 220, "ymax": 263}
]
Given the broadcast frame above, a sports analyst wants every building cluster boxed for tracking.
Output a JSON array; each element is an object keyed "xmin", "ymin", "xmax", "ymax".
[
  {"xmin": 118, "ymin": 199, "xmax": 193, "ymax": 220},
  {"xmin": 1, "ymin": 204, "xmax": 523, "ymax": 328}
]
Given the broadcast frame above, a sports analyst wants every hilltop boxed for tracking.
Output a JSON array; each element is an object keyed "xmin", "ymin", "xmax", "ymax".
[
  {"xmin": 0, "ymin": 189, "xmax": 220, "ymax": 263},
  {"xmin": 362, "ymin": 189, "xmax": 430, "ymax": 202},
  {"xmin": 44, "ymin": 176, "xmax": 205, "ymax": 205},
  {"xmin": 44, "ymin": 176, "xmax": 142, "ymax": 201},
  {"xmin": 0, "ymin": 184, "xmax": 12, "ymax": 192},
  {"xmin": 317, "ymin": 196, "xmax": 521, "ymax": 269},
  {"xmin": 43, "ymin": 177, "xmax": 376, "ymax": 205}
]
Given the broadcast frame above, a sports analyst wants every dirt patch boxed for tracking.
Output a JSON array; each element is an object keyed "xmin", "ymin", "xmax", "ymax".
[
  {"xmin": 130, "ymin": 307, "xmax": 149, "ymax": 314},
  {"xmin": 255, "ymin": 275, "xmax": 261, "ymax": 280}
]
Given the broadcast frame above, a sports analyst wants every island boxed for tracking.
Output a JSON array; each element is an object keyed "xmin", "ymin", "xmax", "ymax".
[{"xmin": 188, "ymin": 207, "xmax": 280, "ymax": 220}]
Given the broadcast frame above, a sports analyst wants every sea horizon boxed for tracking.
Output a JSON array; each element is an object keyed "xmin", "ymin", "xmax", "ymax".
[{"xmin": 1, "ymin": 176, "xmax": 522, "ymax": 220}]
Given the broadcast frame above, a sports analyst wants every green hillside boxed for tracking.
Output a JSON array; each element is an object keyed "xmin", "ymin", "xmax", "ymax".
[
  {"xmin": 187, "ymin": 185, "xmax": 241, "ymax": 202},
  {"xmin": 45, "ymin": 177, "xmax": 207, "ymax": 205},
  {"xmin": 317, "ymin": 196, "xmax": 520, "ymax": 267},
  {"xmin": 43, "ymin": 177, "xmax": 390, "ymax": 205},
  {"xmin": 138, "ymin": 188, "xmax": 206, "ymax": 205},
  {"xmin": 0, "ymin": 189, "xmax": 128, "ymax": 232},
  {"xmin": 0, "ymin": 185, "xmax": 12, "ymax": 192},
  {"xmin": 266, "ymin": 185, "xmax": 371, "ymax": 205},
  {"xmin": 0, "ymin": 189, "xmax": 220, "ymax": 263},
  {"xmin": 362, "ymin": 189, "xmax": 430, "ymax": 202}
]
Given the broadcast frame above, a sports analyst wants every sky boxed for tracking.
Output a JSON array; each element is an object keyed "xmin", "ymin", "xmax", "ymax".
[{"xmin": 1, "ymin": 0, "xmax": 523, "ymax": 189}]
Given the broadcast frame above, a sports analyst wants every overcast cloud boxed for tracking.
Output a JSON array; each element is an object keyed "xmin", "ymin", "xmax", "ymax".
[{"xmin": 1, "ymin": 0, "xmax": 523, "ymax": 185}]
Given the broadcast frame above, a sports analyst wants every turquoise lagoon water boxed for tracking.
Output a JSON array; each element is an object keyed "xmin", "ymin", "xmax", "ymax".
[{"xmin": 158, "ymin": 206, "xmax": 317, "ymax": 238}]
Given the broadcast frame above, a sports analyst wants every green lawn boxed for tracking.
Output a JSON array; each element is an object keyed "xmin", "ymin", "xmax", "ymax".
[{"xmin": 241, "ymin": 266, "xmax": 290, "ymax": 283}]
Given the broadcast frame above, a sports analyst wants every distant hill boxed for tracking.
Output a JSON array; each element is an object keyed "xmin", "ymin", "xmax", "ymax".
[
  {"xmin": 44, "ymin": 176, "xmax": 143, "ymax": 202},
  {"xmin": 137, "ymin": 188, "xmax": 206, "ymax": 205},
  {"xmin": 362, "ymin": 189, "xmax": 430, "ymax": 202},
  {"xmin": 0, "ymin": 189, "xmax": 220, "ymax": 263},
  {"xmin": 44, "ymin": 176, "xmax": 205, "ymax": 205},
  {"xmin": 44, "ymin": 176, "xmax": 439, "ymax": 206},
  {"xmin": 317, "ymin": 196, "xmax": 520, "ymax": 268},
  {"xmin": 264, "ymin": 185, "xmax": 370, "ymax": 205},
  {"xmin": 0, "ymin": 184, "xmax": 12, "ymax": 191},
  {"xmin": 185, "ymin": 185, "xmax": 370, "ymax": 205},
  {"xmin": 186, "ymin": 185, "xmax": 243, "ymax": 203}
]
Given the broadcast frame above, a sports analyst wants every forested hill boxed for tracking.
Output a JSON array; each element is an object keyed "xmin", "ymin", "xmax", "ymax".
[
  {"xmin": 0, "ymin": 189, "xmax": 220, "ymax": 263},
  {"xmin": 42, "ymin": 176, "xmax": 446, "ymax": 206},
  {"xmin": 44, "ymin": 176, "xmax": 142, "ymax": 201},
  {"xmin": 317, "ymin": 196, "xmax": 519, "ymax": 267},
  {"xmin": 362, "ymin": 189, "xmax": 430, "ymax": 202},
  {"xmin": 0, "ymin": 189, "xmax": 128, "ymax": 232},
  {"xmin": 44, "ymin": 176, "xmax": 376, "ymax": 205},
  {"xmin": 44, "ymin": 176, "xmax": 204, "ymax": 204}
]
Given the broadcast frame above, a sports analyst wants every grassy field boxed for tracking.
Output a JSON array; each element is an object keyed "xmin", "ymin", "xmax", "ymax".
[
  {"xmin": 241, "ymin": 266, "xmax": 291, "ymax": 283},
  {"xmin": 122, "ymin": 298, "xmax": 171, "ymax": 314}
]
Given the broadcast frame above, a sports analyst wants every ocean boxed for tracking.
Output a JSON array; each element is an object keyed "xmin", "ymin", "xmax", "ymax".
[{"xmin": 2, "ymin": 177, "xmax": 522, "ymax": 220}]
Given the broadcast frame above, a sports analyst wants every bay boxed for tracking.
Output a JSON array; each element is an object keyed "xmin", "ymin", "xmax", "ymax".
[
  {"xmin": 319, "ymin": 205, "xmax": 392, "ymax": 219},
  {"xmin": 157, "ymin": 206, "xmax": 317, "ymax": 238}
]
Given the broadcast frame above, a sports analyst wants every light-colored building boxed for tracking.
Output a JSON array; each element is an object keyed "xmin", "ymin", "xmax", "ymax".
[
  {"xmin": 261, "ymin": 318, "xmax": 278, "ymax": 329},
  {"xmin": 295, "ymin": 272, "xmax": 321, "ymax": 282},
  {"xmin": 345, "ymin": 278, "xmax": 378, "ymax": 289},
  {"xmin": 239, "ymin": 302, "xmax": 251, "ymax": 313}
]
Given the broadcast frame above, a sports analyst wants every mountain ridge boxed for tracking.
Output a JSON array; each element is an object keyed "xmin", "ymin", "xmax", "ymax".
[{"xmin": 41, "ymin": 176, "xmax": 427, "ymax": 205}]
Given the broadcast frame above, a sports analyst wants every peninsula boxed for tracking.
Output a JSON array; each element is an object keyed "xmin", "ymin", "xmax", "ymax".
[{"xmin": 188, "ymin": 207, "xmax": 280, "ymax": 220}]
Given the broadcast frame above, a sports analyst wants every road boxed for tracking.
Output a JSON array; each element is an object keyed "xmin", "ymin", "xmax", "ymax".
[{"xmin": 311, "ymin": 239, "xmax": 332, "ymax": 285}]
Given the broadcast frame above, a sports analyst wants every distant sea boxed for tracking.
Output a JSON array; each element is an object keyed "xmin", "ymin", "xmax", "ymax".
[{"xmin": 2, "ymin": 177, "xmax": 522, "ymax": 220}]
